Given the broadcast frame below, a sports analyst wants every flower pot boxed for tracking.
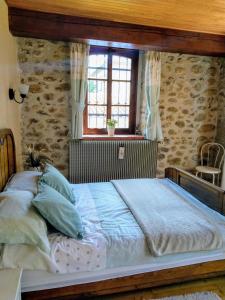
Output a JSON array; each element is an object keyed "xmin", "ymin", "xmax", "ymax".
[{"xmin": 107, "ymin": 127, "xmax": 115, "ymax": 136}]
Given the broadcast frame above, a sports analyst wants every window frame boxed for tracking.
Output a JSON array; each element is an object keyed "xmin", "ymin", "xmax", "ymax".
[{"xmin": 83, "ymin": 46, "xmax": 139, "ymax": 135}]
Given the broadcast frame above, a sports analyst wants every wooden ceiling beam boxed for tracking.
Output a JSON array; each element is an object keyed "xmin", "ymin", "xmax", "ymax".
[
  {"xmin": 6, "ymin": 0, "xmax": 225, "ymax": 36},
  {"xmin": 8, "ymin": 8, "xmax": 225, "ymax": 57}
]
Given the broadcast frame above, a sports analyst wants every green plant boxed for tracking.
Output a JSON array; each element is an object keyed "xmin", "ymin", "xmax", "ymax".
[
  {"xmin": 25, "ymin": 144, "xmax": 52, "ymax": 170},
  {"xmin": 106, "ymin": 119, "xmax": 117, "ymax": 128}
]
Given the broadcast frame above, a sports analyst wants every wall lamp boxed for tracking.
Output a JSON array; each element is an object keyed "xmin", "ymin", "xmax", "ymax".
[{"xmin": 9, "ymin": 84, "xmax": 29, "ymax": 104}]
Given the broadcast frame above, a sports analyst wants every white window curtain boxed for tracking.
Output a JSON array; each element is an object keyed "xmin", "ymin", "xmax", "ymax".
[
  {"xmin": 138, "ymin": 51, "xmax": 163, "ymax": 141},
  {"xmin": 70, "ymin": 43, "xmax": 90, "ymax": 139}
]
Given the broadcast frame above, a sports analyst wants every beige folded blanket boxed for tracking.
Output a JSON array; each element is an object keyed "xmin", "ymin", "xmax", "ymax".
[{"xmin": 111, "ymin": 178, "xmax": 223, "ymax": 256}]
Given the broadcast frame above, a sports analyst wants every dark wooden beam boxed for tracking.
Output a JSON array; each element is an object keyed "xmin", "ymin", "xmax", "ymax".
[{"xmin": 8, "ymin": 7, "xmax": 225, "ymax": 56}]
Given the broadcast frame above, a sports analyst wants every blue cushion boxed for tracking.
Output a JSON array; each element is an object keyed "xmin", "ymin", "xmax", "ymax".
[
  {"xmin": 32, "ymin": 182, "xmax": 83, "ymax": 239},
  {"xmin": 40, "ymin": 164, "xmax": 75, "ymax": 204}
]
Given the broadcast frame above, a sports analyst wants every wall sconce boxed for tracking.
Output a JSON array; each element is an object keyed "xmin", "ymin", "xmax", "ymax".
[{"xmin": 9, "ymin": 84, "xmax": 29, "ymax": 104}]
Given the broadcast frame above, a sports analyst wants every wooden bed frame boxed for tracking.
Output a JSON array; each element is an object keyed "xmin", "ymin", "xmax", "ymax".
[
  {"xmin": 0, "ymin": 129, "xmax": 16, "ymax": 192},
  {"xmin": 1, "ymin": 129, "xmax": 225, "ymax": 300}
]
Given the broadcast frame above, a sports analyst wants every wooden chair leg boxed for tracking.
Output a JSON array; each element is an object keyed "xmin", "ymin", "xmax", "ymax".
[{"xmin": 217, "ymin": 174, "xmax": 220, "ymax": 186}]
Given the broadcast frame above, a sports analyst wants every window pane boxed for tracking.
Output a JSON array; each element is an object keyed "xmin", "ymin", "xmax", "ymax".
[
  {"xmin": 112, "ymin": 81, "xmax": 130, "ymax": 105},
  {"xmin": 88, "ymin": 67, "xmax": 107, "ymax": 80},
  {"xmin": 88, "ymin": 80, "xmax": 107, "ymax": 105},
  {"xmin": 112, "ymin": 106, "xmax": 130, "ymax": 128},
  {"xmin": 88, "ymin": 105, "xmax": 107, "ymax": 128},
  {"xmin": 85, "ymin": 50, "xmax": 136, "ymax": 132},
  {"xmin": 112, "ymin": 70, "xmax": 131, "ymax": 81},
  {"xmin": 112, "ymin": 55, "xmax": 131, "ymax": 70},
  {"xmin": 89, "ymin": 54, "xmax": 107, "ymax": 68}
]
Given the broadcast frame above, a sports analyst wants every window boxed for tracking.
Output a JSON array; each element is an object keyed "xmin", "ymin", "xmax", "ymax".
[{"xmin": 83, "ymin": 47, "xmax": 138, "ymax": 135}]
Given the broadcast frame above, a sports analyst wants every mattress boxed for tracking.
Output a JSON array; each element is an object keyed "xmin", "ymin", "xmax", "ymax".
[
  {"xmin": 21, "ymin": 179, "xmax": 225, "ymax": 292},
  {"xmin": 21, "ymin": 251, "xmax": 225, "ymax": 292}
]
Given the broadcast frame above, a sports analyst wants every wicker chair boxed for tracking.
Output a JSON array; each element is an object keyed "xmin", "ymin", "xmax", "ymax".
[{"xmin": 195, "ymin": 142, "xmax": 225, "ymax": 185}]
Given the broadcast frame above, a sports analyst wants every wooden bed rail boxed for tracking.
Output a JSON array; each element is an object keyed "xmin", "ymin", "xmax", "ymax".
[
  {"xmin": 165, "ymin": 167, "xmax": 225, "ymax": 215},
  {"xmin": 23, "ymin": 260, "xmax": 225, "ymax": 300}
]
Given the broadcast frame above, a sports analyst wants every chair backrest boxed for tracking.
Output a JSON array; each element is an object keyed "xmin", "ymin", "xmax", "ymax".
[{"xmin": 200, "ymin": 142, "xmax": 225, "ymax": 170}]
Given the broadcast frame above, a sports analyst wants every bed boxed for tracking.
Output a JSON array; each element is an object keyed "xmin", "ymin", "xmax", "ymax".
[{"xmin": 1, "ymin": 128, "xmax": 225, "ymax": 300}]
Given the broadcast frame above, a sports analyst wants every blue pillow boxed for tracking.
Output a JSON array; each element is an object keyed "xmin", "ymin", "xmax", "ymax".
[
  {"xmin": 40, "ymin": 163, "xmax": 75, "ymax": 204},
  {"xmin": 32, "ymin": 182, "xmax": 83, "ymax": 240}
]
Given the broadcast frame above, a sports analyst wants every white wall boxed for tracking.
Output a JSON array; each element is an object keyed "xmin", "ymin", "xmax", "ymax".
[{"xmin": 0, "ymin": 1, "xmax": 22, "ymax": 170}]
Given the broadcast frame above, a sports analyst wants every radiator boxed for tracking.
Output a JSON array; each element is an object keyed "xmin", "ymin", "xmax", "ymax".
[{"xmin": 69, "ymin": 140, "xmax": 158, "ymax": 183}]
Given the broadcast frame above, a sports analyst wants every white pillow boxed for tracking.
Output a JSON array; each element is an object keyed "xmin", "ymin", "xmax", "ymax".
[
  {"xmin": 0, "ymin": 190, "xmax": 34, "ymax": 217},
  {"xmin": 5, "ymin": 171, "xmax": 41, "ymax": 194}
]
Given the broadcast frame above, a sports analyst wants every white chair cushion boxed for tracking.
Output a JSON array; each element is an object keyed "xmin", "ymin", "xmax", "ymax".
[{"xmin": 195, "ymin": 165, "xmax": 221, "ymax": 174}]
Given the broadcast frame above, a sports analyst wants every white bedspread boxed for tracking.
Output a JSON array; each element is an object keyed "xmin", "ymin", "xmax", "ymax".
[
  {"xmin": 112, "ymin": 178, "xmax": 223, "ymax": 256},
  {"xmin": 2, "ymin": 179, "xmax": 225, "ymax": 276},
  {"xmin": 20, "ymin": 180, "xmax": 225, "ymax": 292}
]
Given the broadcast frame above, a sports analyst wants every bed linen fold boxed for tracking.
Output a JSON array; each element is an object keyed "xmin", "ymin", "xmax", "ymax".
[{"xmin": 111, "ymin": 178, "xmax": 223, "ymax": 256}]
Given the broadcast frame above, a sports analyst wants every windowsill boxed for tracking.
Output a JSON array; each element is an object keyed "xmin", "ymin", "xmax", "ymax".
[{"xmin": 82, "ymin": 135, "xmax": 145, "ymax": 141}]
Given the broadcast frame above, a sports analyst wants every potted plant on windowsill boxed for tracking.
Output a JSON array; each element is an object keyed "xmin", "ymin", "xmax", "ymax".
[{"xmin": 106, "ymin": 119, "xmax": 117, "ymax": 137}]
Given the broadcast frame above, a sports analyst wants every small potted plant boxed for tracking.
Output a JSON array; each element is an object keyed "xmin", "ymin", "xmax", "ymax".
[
  {"xmin": 25, "ymin": 144, "xmax": 52, "ymax": 171},
  {"xmin": 106, "ymin": 119, "xmax": 117, "ymax": 136}
]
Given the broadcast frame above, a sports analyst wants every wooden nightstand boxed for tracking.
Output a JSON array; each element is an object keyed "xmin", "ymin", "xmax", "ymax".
[{"xmin": 0, "ymin": 269, "xmax": 22, "ymax": 300}]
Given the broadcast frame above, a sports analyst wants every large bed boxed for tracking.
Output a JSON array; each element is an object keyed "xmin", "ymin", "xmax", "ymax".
[{"xmin": 1, "ymin": 129, "xmax": 225, "ymax": 300}]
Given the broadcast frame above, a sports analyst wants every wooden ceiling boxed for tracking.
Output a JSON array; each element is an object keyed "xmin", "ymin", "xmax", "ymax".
[{"xmin": 6, "ymin": 0, "xmax": 225, "ymax": 36}]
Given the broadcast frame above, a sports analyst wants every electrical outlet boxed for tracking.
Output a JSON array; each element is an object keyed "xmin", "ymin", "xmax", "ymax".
[{"xmin": 118, "ymin": 146, "xmax": 125, "ymax": 159}]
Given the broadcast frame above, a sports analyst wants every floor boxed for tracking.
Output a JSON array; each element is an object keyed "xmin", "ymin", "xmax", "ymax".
[{"xmin": 93, "ymin": 276, "xmax": 225, "ymax": 299}]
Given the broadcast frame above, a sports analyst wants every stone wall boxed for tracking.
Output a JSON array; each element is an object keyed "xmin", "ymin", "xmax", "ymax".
[
  {"xmin": 18, "ymin": 38, "xmax": 71, "ymax": 176},
  {"xmin": 139, "ymin": 53, "xmax": 222, "ymax": 176},
  {"xmin": 18, "ymin": 38, "xmax": 222, "ymax": 178},
  {"xmin": 216, "ymin": 59, "xmax": 225, "ymax": 147}
]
